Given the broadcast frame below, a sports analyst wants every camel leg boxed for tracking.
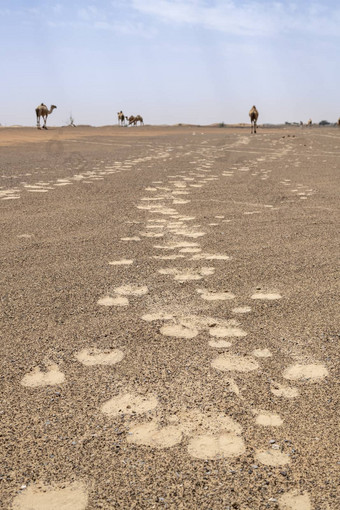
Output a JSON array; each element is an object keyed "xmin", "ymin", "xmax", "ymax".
[
  {"xmin": 36, "ymin": 114, "xmax": 41, "ymax": 129},
  {"xmin": 254, "ymin": 121, "xmax": 257, "ymax": 134},
  {"xmin": 42, "ymin": 115, "xmax": 47, "ymax": 129}
]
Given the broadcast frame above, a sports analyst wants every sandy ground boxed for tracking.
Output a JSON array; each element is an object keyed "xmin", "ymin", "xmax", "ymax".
[{"xmin": 0, "ymin": 125, "xmax": 339, "ymax": 509}]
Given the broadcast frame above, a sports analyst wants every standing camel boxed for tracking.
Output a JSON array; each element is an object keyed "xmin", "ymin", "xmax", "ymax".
[
  {"xmin": 117, "ymin": 111, "xmax": 125, "ymax": 126},
  {"xmin": 307, "ymin": 118, "xmax": 312, "ymax": 126},
  {"xmin": 249, "ymin": 106, "xmax": 259, "ymax": 134},
  {"xmin": 337, "ymin": 118, "xmax": 340, "ymax": 127},
  {"xmin": 35, "ymin": 103, "xmax": 57, "ymax": 129}
]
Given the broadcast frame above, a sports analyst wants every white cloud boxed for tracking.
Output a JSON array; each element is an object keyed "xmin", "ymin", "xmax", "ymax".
[
  {"xmin": 4, "ymin": 1, "xmax": 339, "ymax": 40},
  {"xmin": 52, "ymin": 4, "xmax": 63, "ymax": 14},
  {"xmin": 131, "ymin": 0, "xmax": 340, "ymax": 37},
  {"xmin": 78, "ymin": 6, "xmax": 103, "ymax": 21}
]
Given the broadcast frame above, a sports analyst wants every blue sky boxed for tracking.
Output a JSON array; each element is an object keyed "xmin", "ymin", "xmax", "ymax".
[{"xmin": 1, "ymin": 0, "xmax": 339, "ymax": 125}]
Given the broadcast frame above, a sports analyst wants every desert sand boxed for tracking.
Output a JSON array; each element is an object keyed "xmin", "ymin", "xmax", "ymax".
[{"xmin": 1, "ymin": 125, "xmax": 339, "ymax": 509}]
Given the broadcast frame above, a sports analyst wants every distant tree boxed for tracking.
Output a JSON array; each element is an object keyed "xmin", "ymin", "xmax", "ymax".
[
  {"xmin": 319, "ymin": 120, "xmax": 330, "ymax": 126},
  {"xmin": 69, "ymin": 114, "xmax": 76, "ymax": 127},
  {"xmin": 64, "ymin": 114, "xmax": 76, "ymax": 127},
  {"xmin": 219, "ymin": 122, "xmax": 225, "ymax": 128}
]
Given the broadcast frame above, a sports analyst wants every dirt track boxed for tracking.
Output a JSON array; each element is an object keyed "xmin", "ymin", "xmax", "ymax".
[{"xmin": 1, "ymin": 126, "xmax": 339, "ymax": 509}]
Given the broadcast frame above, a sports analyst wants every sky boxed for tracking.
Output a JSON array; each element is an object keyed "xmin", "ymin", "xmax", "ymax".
[{"xmin": 1, "ymin": 0, "xmax": 339, "ymax": 126}]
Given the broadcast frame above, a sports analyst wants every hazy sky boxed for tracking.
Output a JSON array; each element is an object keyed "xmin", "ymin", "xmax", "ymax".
[{"xmin": 1, "ymin": 0, "xmax": 339, "ymax": 126}]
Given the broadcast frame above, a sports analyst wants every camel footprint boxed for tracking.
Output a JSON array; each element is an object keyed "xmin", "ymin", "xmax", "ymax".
[
  {"xmin": 12, "ymin": 481, "xmax": 88, "ymax": 510},
  {"xmin": 21, "ymin": 364, "xmax": 65, "ymax": 388},
  {"xmin": 75, "ymin": 348, "xmax": 124, "ymax": 366},
  {"xmin": 102, "ymin": 398, "xmax": 246, "ymax": 460},
  {"xmin": 158, "ymin": 267, "xmax": 215, "ymax": 282},
  {"xmin": 97, "ymin": 284, "xmax": 149, "ymax": 307},
  {"xmin": 142, "ymin": 312, "xmax": 248, "ymax": 342}
]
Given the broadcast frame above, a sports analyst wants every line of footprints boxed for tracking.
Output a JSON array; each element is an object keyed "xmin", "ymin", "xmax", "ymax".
[{"xmin": 16, "ymin": 144, "xmax": 327, "ymax": 509}]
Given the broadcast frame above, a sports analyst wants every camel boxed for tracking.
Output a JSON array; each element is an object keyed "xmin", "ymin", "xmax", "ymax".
[
  {"xmin": 117, "ymin": 111, "xmax": 125, "ymax": 126},
  {"xmin": 135, "ymin": 115, "xmax": 144, "ymax": 126},
  {"xmin": 337, "ymin": 118, "xmax": 340, "ymax": 127},
  {"xmin": 128, "ymin": 115, "xmax": 144, "ymax": 126},
  {"xmin": 35, "ymin": 103, "xmax": 57, "ymax": 129},
  {"xmin": 249, "ymin": 106, "xmax": 259, "ymax": 134},
  {"xmin": 307, "ymin": 118, "xmax": 312, "ymax": 126}
]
